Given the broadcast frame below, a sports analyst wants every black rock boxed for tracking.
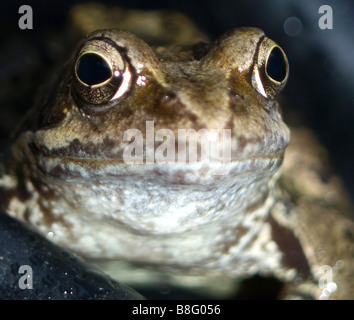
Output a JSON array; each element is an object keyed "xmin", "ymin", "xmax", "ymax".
[{"xmin": 0, "ymin": 211, "xmax": 145, "ymax": 300}]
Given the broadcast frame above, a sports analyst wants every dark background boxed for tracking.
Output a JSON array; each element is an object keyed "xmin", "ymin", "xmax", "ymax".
[{"xmin": 0, "ymin": 0, "xmax": 353, "ymax": 203}]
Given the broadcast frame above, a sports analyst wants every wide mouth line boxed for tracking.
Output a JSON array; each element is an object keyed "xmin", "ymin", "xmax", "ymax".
[
  {"xmin": 38, "ymin": 152, "xmax": 283, "ymax": 165},
  {"xmin": 34, "ymin": 151, "xmax": 284, "ymax": 180}
]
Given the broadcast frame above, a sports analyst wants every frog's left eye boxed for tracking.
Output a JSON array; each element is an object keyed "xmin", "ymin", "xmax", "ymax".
[
  {"xmin": 252, "ymin": 38, "xmax": 289, "ymax": 100},
  {"xmin": 73, "ymin": 38, "xmax": 132, "ymax": 108}
]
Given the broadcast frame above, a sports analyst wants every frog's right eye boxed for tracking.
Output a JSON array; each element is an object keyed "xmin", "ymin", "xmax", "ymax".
[
  {"xmin": 73, "ymin": 38, "xmax": 132, "ymax": 109},
  {"xmin": 76, "ymin": 53, "xmax": 112, "ymax": 86}
]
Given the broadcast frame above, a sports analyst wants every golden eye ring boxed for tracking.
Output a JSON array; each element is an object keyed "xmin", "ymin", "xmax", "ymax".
[
  {"xmin": 252, "ymin": 38, "xmax": 289, "ymax": 100},
  {"xmin": 72, "ymin": 37, "xmax": 133, "ymax": 108}
]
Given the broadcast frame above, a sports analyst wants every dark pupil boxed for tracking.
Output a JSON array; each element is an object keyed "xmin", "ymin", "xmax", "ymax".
[
  {"xmin": 76, "ymin": 53, "xmax": 111, "ymax": 85},
  {"xmin": 266, "ymin": 47, "xmax": 287, "ymax": 82}
]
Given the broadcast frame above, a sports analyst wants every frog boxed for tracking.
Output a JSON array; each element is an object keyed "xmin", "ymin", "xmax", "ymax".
[{"xmin": 0, "ymin": 4, "xmax": 353, "ymax": 299}]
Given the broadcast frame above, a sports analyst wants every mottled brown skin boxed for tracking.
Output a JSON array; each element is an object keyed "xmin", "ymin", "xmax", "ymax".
[
  {"xmin": 0, "ymin": 6, "xmax": 353, "ymax": 299},
  {"xmin": 276, "ymin": 128, "xmax": 354, "ymax": 299}
]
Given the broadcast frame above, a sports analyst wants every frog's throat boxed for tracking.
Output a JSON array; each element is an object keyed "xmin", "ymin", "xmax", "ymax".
[
  {"xmin": 6, "ymin": 165, "xmax": 283, "ymax": 270},
  {"xmin": 8, "ymin": 128, "xmax": 285, "ymax": 239},
  {"xmin": 6, "ymin": 132, "xmax": 286, "ymax": 266},
  {"xmin": 10, "ymin": 149, "xmax": 282, "ymax": 234}
]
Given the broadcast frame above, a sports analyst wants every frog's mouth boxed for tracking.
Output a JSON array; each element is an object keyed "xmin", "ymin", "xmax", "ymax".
[
  {"xmin": 16, "ymin": 132, "xmax": 285, "ymax": 236},
  {"xmin": 15, "ymin": 128, "xmax": 286, "ymax": 184},
  {"xmin": 32, "ymin": 147, "xmax": 283, "ymax": 186}
]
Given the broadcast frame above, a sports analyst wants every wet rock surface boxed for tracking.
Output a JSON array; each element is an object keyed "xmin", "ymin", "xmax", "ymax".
[{"xmin": 0, "ymin": 211, "xmax": 145, "ymax": 300}]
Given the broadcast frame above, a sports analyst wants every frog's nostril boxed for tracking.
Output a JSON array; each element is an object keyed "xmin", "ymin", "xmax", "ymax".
[{"xmin": 160, "ymin": 91, "xmax": 178, "ymax": 104}]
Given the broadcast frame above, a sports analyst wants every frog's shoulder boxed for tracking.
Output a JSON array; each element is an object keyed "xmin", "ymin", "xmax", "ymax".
[
  {"xmin": 273, "ymin": 127, "xmax": 354, "ymax": 299},
  {"xmin": 281, "ymin": 127, "xmax": 353, "ymax": 217}
]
